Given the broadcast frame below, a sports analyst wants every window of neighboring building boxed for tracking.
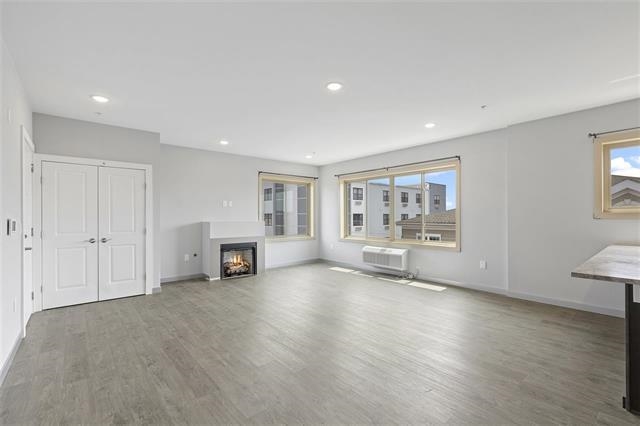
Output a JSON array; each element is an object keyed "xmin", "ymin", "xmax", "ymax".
[
  {"xmin": 339, "ymin": 158, "xmax": 460, "ymax": 249},
  {"xmin": 259, "ymin": 173, "xmax": 315, "ymax": 239},
  {"xmin": 594, "ymin": 129, "xmax": 640, "ymax": 219},
  {"xmin": 353, "ymin": 187, "xmax": 364, "ymax": 201}
]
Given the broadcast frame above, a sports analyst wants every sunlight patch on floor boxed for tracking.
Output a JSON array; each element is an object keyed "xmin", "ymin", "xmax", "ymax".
[{"xmin": 328, "ymin": 266, "xmax": 446, "ymax": 292}]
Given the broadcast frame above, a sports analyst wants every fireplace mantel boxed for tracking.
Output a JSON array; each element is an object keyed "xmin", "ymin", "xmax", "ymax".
[{"xmin": 201, "ymin": 221, "xmax": 266, "ymax": 280}]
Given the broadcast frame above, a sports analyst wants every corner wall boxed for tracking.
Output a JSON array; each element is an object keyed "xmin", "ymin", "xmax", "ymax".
[{"xmin": 319, "ymin": 99, "xmax": 640, "ymax": 317}]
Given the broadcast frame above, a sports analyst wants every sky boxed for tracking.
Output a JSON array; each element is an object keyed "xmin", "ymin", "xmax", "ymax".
[
  {"xmin": 611, "ymin": 145, "xmax": 640, "ymax": 177},
  {"xmin": 371, "ymin": 169, "xmax": 457, "ymax": 210}
]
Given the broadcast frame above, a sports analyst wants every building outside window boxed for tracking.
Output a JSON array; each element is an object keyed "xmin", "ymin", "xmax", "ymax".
[
  {"xmin": 383, "ymin": 213, "xmax": 389, "ymax": 226},
  {"xmin": 416, "ymin": 193, "xmax": 422, "ymax": 204},
  {"xmin": 401, "ymin": 192, "xmax": 409, "ymax": 203},
  {"xmin": 382, "ymin": 190, "xmax": 389, "ymax": 202},
  {"xmin": 401, "ymin": 213, "xmax": 409, "ymax": 220},
  {"xmin": 353, "ymin": 213, "xmax": 364, "ymax": 227},
  {"xmin": 433, "ymin": 194, "xmax": 440, "ymax": 206},
  {"xmin": 353, "ymin": 187, "xmax": 364, "ymax": 201},
  {"xmin": 259, "ymin": 173, "xmax": 315, "ymax": 239}
]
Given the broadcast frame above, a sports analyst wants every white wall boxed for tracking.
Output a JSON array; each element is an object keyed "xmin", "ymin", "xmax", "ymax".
[
  {"xmin": 319, "ymin": 99, "xmax": 640, "ymax": 317},
  {"xmin": 32, "ymin": 114, "xmax": 320, "ymax": 284},
  {"xmin": 1, "ymin": 36, "xmax": 33, "ymax": 376},
  {"xmin": 506, "ymin": 100, "xmax": 640, "ymax": 315}
]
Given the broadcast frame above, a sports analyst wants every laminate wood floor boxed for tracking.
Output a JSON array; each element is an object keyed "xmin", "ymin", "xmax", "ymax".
[{"xmin": 1, "ymin": 262, "xmax": 638, "ymax": 425}]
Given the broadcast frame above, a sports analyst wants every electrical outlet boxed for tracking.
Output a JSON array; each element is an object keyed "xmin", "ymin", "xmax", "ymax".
[
  {"xmin": 184, "ymin": 254, "xmax": 189, "ymax": 262},
  {"xmin": 479, "ymin": 260, "xmax": 487, "ymax": 270},
  {"xmin": 228, "ymin": 201, "xmax": 233, "ymax": 207}
]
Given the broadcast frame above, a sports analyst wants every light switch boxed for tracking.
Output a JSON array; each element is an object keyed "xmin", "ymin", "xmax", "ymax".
[{"xmin": 222, "ymin": 200, "xmax": 228, "ymax": 208}]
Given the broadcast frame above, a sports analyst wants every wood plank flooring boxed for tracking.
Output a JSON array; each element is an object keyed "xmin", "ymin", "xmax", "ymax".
[{"xmin": 1, "ymin": 262, "xmax": 638, "ymax": 424}]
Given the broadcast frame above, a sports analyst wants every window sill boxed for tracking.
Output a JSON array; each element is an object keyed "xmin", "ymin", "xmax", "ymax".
[
  {"xmin": 339, "ymin": 236, "xmax": 460, "ymax": 252},
  {"xmin": 266, "ymin": 236, "xmax": 316, "ymax": 243}
]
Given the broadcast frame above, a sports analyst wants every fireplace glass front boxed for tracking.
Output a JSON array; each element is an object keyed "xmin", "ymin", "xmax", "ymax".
[{"xmin": 220, "ymin": 242, "xmax": 257, "ymax": 279}]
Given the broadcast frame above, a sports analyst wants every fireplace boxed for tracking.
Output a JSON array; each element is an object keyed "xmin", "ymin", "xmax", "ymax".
[{"xmin": 220, "ymin": 242, "xmax": 257, "ymax": 279}]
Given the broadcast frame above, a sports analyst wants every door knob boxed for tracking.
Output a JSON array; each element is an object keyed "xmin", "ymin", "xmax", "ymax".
[
  {"xmin": 101, "ymin": 237, "xmax": 111, "ymax": 243},
  {"xmin": 86, "ymin": 238, "xmax": 96, "ymax": 243}
]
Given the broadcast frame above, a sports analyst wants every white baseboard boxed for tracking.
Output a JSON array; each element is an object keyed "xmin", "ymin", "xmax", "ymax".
[
  {"xmin": 151, "ymin": 286, "xmax": 162, "ymax": 294},
  {"xmin": 160, "ymin": 273, "xmax": 207, "ymax": 284},
  {"xmin": 0, "ymin": 332, "xmax": 23, "ymax": 387},
  {"xmin": 320, "ymin": 258, "xmax": 624, "ymax": 318}
]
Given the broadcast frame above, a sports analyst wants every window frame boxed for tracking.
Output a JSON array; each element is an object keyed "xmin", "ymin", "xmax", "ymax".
[
  {"xmin": 593, "ymin": 130, "xmax": 640, "ymax": 219},
  {"xmin": 338, "ymin": 158, "xmax": 461, "ymax": 250},
  {"xmin": 258, "ymin": 173, "xmax": 316, "ymax": 241}
]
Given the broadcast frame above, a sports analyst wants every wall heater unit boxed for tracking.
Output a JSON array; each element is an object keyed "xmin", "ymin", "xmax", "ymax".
[{"xmin": 362, "ymin": 246, "xmax": 408, "ymax": 272}]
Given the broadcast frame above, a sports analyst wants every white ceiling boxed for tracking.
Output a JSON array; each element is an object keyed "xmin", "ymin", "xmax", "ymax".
[{"xmin": 3, "ymin": 2, "xmax": 639, "ymax": 165}]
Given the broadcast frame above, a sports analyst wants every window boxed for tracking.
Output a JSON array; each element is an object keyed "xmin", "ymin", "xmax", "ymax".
[
  {"xmin": 259, "ymin": 173, "xmax": 315, "ymax": 239},
  {"xmin": 594, "ymin": 130, "xmax": 640, "ymax": 218},
  {"xmin": 353, "ymin": 187, "xmax": 364, "ymax": 201},
  {"xmin": 340, "ymin": 158, "xmax": 460, "ymax": 249}
]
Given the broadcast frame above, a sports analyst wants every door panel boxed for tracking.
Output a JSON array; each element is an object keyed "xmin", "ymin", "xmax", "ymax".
[
  {"xmin": 98, "ymin": 167, "xmax": 145, "ymax": 300},
  {"xmin": 42, "ymin": 162, "xmax": 98, "ymax": 309},
  {"xmin": 22, "ymin": 137, "xmax": 34, "ymax": 332}
]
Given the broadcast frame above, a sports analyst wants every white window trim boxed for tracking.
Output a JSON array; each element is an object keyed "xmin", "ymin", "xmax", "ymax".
[
  {"xmin": 258, "ymin": 172, "xmax": 316, "ymax": 241},
  {"xmin": 338, "ymin": 158, "xmax": 461, "ymax": 250},
  {"xmin": 593, "ymin": 129, "xmax": 640, "ymax": 219}
]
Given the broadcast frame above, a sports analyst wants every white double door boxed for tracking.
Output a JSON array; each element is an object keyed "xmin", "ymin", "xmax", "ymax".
[{"xmin": 42, "ymin": 162, "xmax": 146, "ymax": 309}]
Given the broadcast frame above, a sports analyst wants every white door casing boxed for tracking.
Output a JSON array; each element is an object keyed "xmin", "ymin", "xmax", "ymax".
[
  {"xmin": 21, "ymin": 126, "xmax": 35, "ymax": 335},
  {"xmin": 98, "ymin": 167, "xmax": 146, "ymax": 300},
  {"xmin": 42, "ymin": 162, "xmax": 99, "ymax": 309}
]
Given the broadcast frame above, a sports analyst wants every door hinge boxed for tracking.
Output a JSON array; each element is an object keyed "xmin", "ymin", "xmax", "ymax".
[
  {"xmin": 31, "ymin": 291, "xmax": 34, "ymax": 301},
  {"xmin": 144, "ymin": 183, "xmax": 147, "ymax": 190},
  {"xmin": 40, "ymin": 230, "xmax": 43, "ymax": 238},
  {"xmin": 40, "ymin": 285, "xmax": 43, "ymax": 293},
  {"xmin": 143, "ymin": 228, "xmax": 147, "ymax": 235},
  {"xmin": 30, "ymin": 163, "xmax": 34, "ymax": 173},
  {"xmin": 40, "ymin": 176, "xmax": 43, "ymax": 184},
  {"xmin": 30, "ymin": 227, "xmax": 34, "ymax": 237}
]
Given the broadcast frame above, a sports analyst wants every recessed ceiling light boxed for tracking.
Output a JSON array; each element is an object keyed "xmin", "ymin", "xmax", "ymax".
[
  {"xmin": 219, "ymin": 140, "xmax": 229, "ymax": 145},
  {"xmin": 326, "ymin": 82, "xmax": 343, "ymax": 92},
  {"xmin": 424, "ymin": 123, "xmax": 436, "ymax": 129},
  {"xmin": 305, "ymin": 154, "xmax": 314, "ymax": 159},
  {"xmin": 90, "ymin": 95, "xmax": 110, "ymax": 103}
]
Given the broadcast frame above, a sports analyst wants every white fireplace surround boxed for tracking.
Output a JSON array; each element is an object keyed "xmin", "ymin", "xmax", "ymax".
[{"xmin": 201, "ymin": 221, "xmax": 266, "ymax": 280}]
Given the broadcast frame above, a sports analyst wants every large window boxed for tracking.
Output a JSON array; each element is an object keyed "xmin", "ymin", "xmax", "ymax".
[
  {"xmin": 594, "ymin": 130, "xmax": 640, "ymax": 219},
  {"xmin": 259, "ymin": 173, "xmax": 315, "ymax": 239},
  {"xmin": 340, "ymin": 158, "xmax": 460, "ymax": 249}
]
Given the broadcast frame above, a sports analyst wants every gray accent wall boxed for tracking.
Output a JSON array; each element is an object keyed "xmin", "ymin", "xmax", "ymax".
[
  {"xmin": 32, "ymin": 113, "xmax": 320, "ymax": 287},
  {"xmin": 319, "ymin": 99, "xmax": 640, "ymax": 317}
]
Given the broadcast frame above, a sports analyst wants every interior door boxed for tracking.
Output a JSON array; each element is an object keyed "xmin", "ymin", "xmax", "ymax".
[
  {"xmin": 98, "ymin": 167, "xmax": 145, "ymax": 300},
  {"xmin": 42, "ymin": 162, "xmax": 99, "ymax": 309}
]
